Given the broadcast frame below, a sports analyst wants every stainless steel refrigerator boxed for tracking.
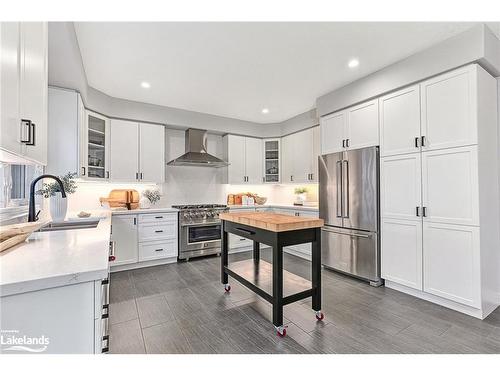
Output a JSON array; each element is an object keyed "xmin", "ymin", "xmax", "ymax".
[{"xmin": 319, "ymin": 146, "xmax": 382, "ymax": 286}]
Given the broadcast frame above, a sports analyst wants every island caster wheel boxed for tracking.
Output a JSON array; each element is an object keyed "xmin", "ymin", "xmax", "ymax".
[
  {"xmin": 315, "ymin": 311, "xmax": 324, "ymax": 321},
  {"xmin": 224, "ymin": 284, "xmax": 231, "ymax": 292},
  {"xmin": 275, "ymin": 325, "xmax": 287, "ymax": 337}
]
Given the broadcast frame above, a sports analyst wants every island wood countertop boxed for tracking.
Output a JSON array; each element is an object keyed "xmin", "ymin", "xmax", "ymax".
[{"xmin": 219, "ymin": 212, "xmax": 324, "ymax": 232}]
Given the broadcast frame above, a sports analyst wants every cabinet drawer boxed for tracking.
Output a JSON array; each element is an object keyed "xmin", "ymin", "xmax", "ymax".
[
  {"xmin": 139, "ymin": 213, "xmax": 177, "ymax": 224},
  {"xmin": 139, "ymin": 240, "xmax": 177, "ymax": 261},
  {"xmin": 139, "ymin": 222, "xmax": 177, "ymax": 241}
]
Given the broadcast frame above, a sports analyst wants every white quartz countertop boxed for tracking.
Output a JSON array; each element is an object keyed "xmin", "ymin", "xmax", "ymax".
[
  {"xmin": 110, "ymin": 207, "xmax": 179, "ymax": 215},
  {"xmin": 0, "ymin": 210, "xmax": 112, "ymax": 297},
  {"xmin": 228, "ymin": 204, "xmax": 319, "ymax": 212}
]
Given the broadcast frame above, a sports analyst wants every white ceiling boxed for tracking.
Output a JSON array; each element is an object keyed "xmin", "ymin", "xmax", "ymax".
[{"xmin": 75, "ymin": 22, "xmax": 486, "ymax": 124}]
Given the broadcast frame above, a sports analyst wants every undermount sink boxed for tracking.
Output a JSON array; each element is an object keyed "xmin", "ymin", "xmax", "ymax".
[{"xmin": 39, "ymin": 220, "xmax": 100, "ymax": 232}]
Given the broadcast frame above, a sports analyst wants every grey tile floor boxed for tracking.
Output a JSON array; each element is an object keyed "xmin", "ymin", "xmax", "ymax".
[{"xmin": 108, "ymin": 249, "xmax": 500, "ymax": 354}]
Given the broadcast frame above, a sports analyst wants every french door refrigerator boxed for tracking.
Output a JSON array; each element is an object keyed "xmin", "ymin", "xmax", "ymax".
[{"xmin": 319, "ymin": 146, "xmax": 382, "ymax": 286}]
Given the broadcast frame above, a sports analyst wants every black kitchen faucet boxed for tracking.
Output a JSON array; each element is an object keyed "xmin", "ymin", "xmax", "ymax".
[{"xmin": 28, "ymin": 174, "xmax": 66, "ymax": 222}]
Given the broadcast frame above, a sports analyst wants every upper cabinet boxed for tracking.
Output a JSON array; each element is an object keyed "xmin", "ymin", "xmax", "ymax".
[
  {"xmin": 281, "ymin": 126, "xmax": 320, "ymax": 183},
  {"xmin": 85, "ymin": 111, "xmax": 110, "ymax": 179},
  {"xmin": 379, "ymin": 85, "xmax": 421, "ymax": 157},
  {"xmin": 420, "ymin": 65, "xmax": 478, "ymax": 151},
  {"xmin": 263, "ymin": 139, "xmax": 281, "ymax": 183},
  {"xmin": 110, "ymin": 120, "xmax": 165, "ymax": 183},
  {"xmin": 47, "ymin": 87, "xmax": 85, "ymax": 176},
  {"xmin": 1, "ymin": 22, "xmax": 48, "ymax": 165},
  {"xmin": 320, "ymin": 99, "xmax": 379, "ymax": 155},
  {"xmin": 224, "ymin": 135, "xmax": 262, "ymax": 184},
  {"xmin": 380, "ymin": 65, "xmax": 480, "ymax": 157}
]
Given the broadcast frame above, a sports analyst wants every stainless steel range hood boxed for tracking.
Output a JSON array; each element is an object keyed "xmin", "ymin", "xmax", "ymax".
[{"xmin": 167, "ymin": 128, "xmax": 229, "ymax": 168}]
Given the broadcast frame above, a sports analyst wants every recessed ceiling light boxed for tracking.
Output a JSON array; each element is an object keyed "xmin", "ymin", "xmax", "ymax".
[
  {"xmin": 141, "ymin": 81, "xmax": 151, "ymax": 89},
  {"xmin": 348, "ymin": 59, "xmax": 359, "ymax": 68},
  {"xmin": 261, "ymin": 108, "xmax": 269, "ymax": 114}
]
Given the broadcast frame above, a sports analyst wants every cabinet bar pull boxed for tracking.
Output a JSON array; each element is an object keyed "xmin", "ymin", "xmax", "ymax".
[
  {"xmin": 422, "ymin": 206, "xmax": 427, "ymax": 217},
  {"xmin": 342, "ymin": 139, "xmax": 345, "ymax": 148},
  {"xmin": 421, "ymin": 136, "xmax": 426, "ymax": 147},
  {"xmin": 140, "ymin": 172, "xmax": 143, "ymax": 180},
  {"xmin": 415, "ymin": 137, "xmax": 420, "ymax": 148},
  {"xmin": 416, "ymin": 206, "xmax": 420, "ymax": 217},
  {"xmin": 155, "ymin": 248, "xmax": 164, "ymax": 252},
  {"xmin": 133, "ymin": 217, "xmax": 137, "ymax": 225},
  {"xmin": 81, "ymin": 166, "xmax": 86, "ymax": 176},
  {"xmin": 106, "ymin": 171, "xmax": 109, "ymax": 179},
  {"xmin": 155, "ymin": 216, "xmax": 163, "ymax": 219},
  {"xmin": 136, "ymin": 172, "xmax": 139, "ymax": 180},
  {"xmin": 345, "ymin": 138, "xmax": 349, "ymax": 148},
  {"xmin": 154, "ymin": 230, "xmax": 163, "ymax": 233}
]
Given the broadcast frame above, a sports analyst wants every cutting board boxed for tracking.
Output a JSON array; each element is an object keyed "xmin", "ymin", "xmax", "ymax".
[
  {"xmin": 100, "ymin": 189, "xmax": 139, "ymax": 209},
  {"xmin": 0, "ymin": 221, "xmax": 46, "ymax": 253}
]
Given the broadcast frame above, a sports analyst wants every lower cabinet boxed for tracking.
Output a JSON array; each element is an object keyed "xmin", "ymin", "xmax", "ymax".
[
  {"xmin": 111, "ymin": 212, "xmax": 178, "ymax": 271},
  {"xmin": 111, "ymin": 215, "xmax": 138, "ymax": 266},
  {"xmin": 381, "ymin": 218, "xmax": 423, "ymax": 290},
  {"xmin": 423, "ymin": 222, "xmax": 480, "ymax": 308}
]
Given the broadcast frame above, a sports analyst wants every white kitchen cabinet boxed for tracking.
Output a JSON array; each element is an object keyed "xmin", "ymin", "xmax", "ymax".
[
  {"xmin": 421, "ymin": 146, "xmax": 479, "ymax": 226},
  {"xmin": 139, "ymin": 239, "xmax": 177, "ymax": 262},
  {"xmin": 320, "ymin": 99, "xmax": 378, "ymax": 155},
  {"xmin": 245, "ymin": 137, "xmax": 263, "ymax": 184},
  {"xmin": 85, "ymin": 111, "xmax": 110, "ymax": 179},
  {"xmin": 423, "ymin": 222, "xmax": 480, "ymax": 308},
  {"xmin": 420, "ymin": 65, "xmax": 478, "ymax": 151},
  {"xmin": 381, "ymin": 218, "xmax": 423, "ymax": 290},
  {"xmin": 0, "ymin": 22, "xmax": 48, "ymax": 165},
  {"xmin": 380, "ymin": 153, "xmax": 422, "ymax": 221},
  {"xmin": 263, "ymin": 139, "xmax": 281, "ymax": 183},
  {"xmin": 139, "ymin": 123, "xmax": 165, "ymax": 183},
  {"xmin": 379, "ymin": 84, "xmax": 421, "ymax": 157},
  {"xmin": 47, "ymin": 87, "xmax": 85, "ymax": 176},
  {"xmin": 0, "ymin": 22, "xmax": 22, "ymax": 156},
  {"xmin": 19, "ymin": 22, "xmax": 48, "ymax": 165},
  {"xmin": 320, "ymin": 110, "xmax": 346, "ymax": 154},
  {"xmin": 111, "ymin": 215, "xmax": 138, "ymax": 266},
  {"xmin": 281, "ymin": 127, "xmax": 320, "ymax": 183},
  {"xmin": 110, "ymin": 119, "xmax": 139, "ymax": 181},
  {"xmin": 346, "ymin": 99, "xmax": 379, "ymax": 150},
  {"xmin": 379, "ymin": 64, "xmax": 499, "ymax": 319},
  {"xmin": 224, "ymin": 135, "xmax": 262, "ymax": 184}
]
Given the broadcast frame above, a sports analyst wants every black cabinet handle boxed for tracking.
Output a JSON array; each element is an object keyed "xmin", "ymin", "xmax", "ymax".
[
  {"xmin": 416, "ymin": 206, "xmax": 420, "ymax": 217},
  {"xmin": 422, "ymin": 207, "xmax": 427, "ymax": 217},
  {"xmin": 415, "ymin": 137, "xmax": 420, "ymax": 148},
  {"xmin": 342, "ymin": 139, "xmax": 345, "ymax": 148},
  {"xmin": 136, "ymin": 172, "xmax": 139, "ymax": 180},
  {"xmin": 133, "ymin": 217, "xmax": 137, "ymax": 225},
  {"xmin": 155, "ymin": 216, "xmax": 163, "ymax": 219},
  {"xmin": 140, "ymin": 172, "xmax": 143, "ymax": 180},
  {"xmin": 346, "ymin": 138, "xmax": 349, "ymax": 148},
  {"xmin": 154, "ymin": 230, "xmax": 163, "ymax": 233},
  {"xmin": 421, "ymin": 136, "xmax": 426, "ymax": 147},
  {"xmin": 155, "ymin": 248, "xmax": 164, "ymax": 252},
  {"xmin": 106, "ymin": 171, "xmax": 109, "ymax": 179},
  {"xmin": 28, "ymin": 122, "xmax": 36, "ymax": 146}
]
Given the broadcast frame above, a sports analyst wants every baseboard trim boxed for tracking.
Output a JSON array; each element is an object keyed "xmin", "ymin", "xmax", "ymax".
[
  {"xmin": 384, "ymin": 280, "xmax": 495, "ymax": 320},
  {"xmin": 111, "ymin": 257, "xmax": 177, "ymax": 272}
]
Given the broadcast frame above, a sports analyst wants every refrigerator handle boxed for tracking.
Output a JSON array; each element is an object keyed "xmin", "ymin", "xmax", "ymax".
[
  {"xmin": 342, "ymin": 160, "xmax": 349, "ymax": 218},
  {"xmin": 336, "ymin": 160, "xmax": 343, "ymax": 218}
]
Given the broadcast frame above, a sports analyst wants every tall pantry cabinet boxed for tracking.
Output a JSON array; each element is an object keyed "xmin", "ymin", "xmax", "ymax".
[{"xmin": 380, "ymin": 64, "xmax": 500, "ymax": 318}]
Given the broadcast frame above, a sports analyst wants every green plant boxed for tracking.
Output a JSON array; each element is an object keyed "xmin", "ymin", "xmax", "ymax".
[
  {"xmin": 143, "ymin": 189, "xmax": 161, "ymax": 204},
  {"xmin": 36, "ymin": 172, "xmax": 78, "ymax": 198},
  {"xmin": 294, "ymin": 187, "xmax": 308, "ymax": 194}
]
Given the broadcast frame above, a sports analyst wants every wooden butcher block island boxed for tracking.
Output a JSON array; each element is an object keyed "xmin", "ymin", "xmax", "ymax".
[{"xmin": 219, "ymin": 212, "xmax": 325, "ymax": 337}]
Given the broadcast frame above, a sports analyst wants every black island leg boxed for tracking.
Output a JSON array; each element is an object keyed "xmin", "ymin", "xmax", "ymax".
[
  {"xmin": 272, "ymin": 238, "xmax": 284, "ymax": 333},
  {"xmin": 311, "ymin": 227, "xmax": 322, "ymax": 313},
  {"xmin": 253, "ymin": 240, "xmax": 260, "ymax": 262},
  {"xmin": 221, "ymin": 222, "xmax": 229, "ymax": 286}
]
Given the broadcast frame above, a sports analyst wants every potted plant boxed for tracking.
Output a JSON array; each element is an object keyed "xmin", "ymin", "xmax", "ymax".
[
  {"xmin": 36, "ymin": 172, "xmax": 77, "ymax": 222},
  {"xmin": 294, "ymin": 187, "xmax": 308, "ymax": 206},
  {"xmin": 141, "ymin": 189, "xmax": 161, "ymax": 209}
]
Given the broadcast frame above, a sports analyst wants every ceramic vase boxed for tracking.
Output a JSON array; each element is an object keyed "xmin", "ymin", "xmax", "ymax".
[
  {"xmin": 50, "ymin": 192, "xmax": 68, "ymax": 222},
  {"xmin": 139, "ymin": 196, "xmax": 151, "ymax": 209}
]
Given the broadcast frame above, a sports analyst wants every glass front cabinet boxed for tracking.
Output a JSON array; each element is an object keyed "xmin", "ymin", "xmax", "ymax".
[
  {"xmin": 263, "ymin": 138, "xmax": 281, "ymax": 183},
  {"xmin": 80, "ymin": 110, "xmax": 110, "ymax": 179}
]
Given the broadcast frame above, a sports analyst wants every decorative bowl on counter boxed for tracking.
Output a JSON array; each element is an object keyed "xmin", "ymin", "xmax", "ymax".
[{"xmin": 254, "ymin": 196, "xmax": 267, "ymax": 205}]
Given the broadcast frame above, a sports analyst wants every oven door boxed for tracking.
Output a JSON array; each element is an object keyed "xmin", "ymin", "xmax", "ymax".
[{"xmin": 185, "ymin": 222, "xmax": 222, "ymax": 245}]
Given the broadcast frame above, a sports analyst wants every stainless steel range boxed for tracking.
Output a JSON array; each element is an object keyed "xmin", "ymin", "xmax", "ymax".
[{"xmin": 172, "ymin": 204, "xmax": 229, "ymax": 261}]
